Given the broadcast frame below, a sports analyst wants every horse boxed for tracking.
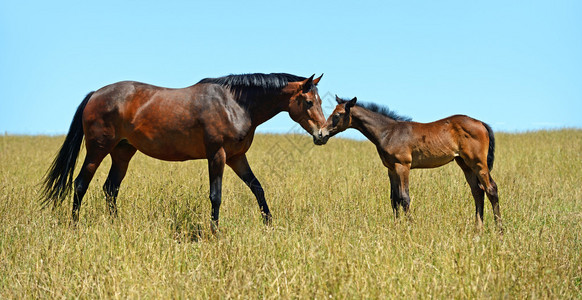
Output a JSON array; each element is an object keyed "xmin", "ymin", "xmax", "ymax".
[
  {"xmin": 41, "ymin": 73, "xmax": 327, "ymax": 230},
  {"xmin": 321, "ymin": 96, "xmax": 502, "ymax": 231}
]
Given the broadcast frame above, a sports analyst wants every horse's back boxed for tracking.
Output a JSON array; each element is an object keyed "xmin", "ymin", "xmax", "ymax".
[{"xmin": 82, "ymin": 81, "xmax": 252, "ymax": 161}]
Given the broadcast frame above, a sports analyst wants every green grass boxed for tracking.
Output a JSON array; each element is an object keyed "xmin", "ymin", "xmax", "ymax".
[{"xmin": 1, "ymin": 130, "xmax": 581, "ymax": 298}]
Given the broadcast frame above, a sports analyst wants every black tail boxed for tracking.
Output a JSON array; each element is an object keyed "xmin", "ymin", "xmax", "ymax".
[
  {"xmin": 482, "ymin": 122, "xmax": 495, "ymax": 171},
  {"xmin": 41, "ymin": 92, "xmax": 94, "ymax": 209}
]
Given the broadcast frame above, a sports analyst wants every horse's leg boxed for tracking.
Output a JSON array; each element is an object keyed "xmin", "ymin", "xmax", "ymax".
[
  {"xmin": 208, "ymin": 148, "xmax": 226, "ymax": 233},
  {"xmin": 388, "ymin": 170, "xmax": 400, "ymax": 219},
  {"xmin": 72, "ymin": 144, "xmax": 109, "ymax": 223},
  {"xmin": 227, "ymin": 154, "xmax": 272, "ymax": 225},
  {"xmin": 103, "ymin": 140, "xmax": 137, "ymax": 218},
  {"xmin": 455, "ymin": 157, "xmax": 485, "ymax": 229},
  {"xmin": 394, "ymin": 163, "xmax": 412, "ymax": 215}
]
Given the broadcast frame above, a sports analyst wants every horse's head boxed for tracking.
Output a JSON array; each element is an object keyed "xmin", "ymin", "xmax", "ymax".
[
  {"xmin": 284, "ymin": 74, "xmax": 327, "ymax": 145},
  {"xmin": 320, "ymin": 96, "xmax": 358, "ymax": 144}
]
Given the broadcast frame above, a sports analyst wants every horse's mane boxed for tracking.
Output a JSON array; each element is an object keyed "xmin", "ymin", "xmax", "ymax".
[
  {"xmin": 337, "ymin": 97, "xmax": 412, "ymax": 121},
  {"xmin": 198, "ymin": 73, "xmax": 306, "ymax": 92}
]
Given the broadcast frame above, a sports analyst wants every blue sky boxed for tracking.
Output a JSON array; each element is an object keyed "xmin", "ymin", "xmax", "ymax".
[{"xmin": 1, "ymin": 1, "xmax": 581, "ymax": 138}]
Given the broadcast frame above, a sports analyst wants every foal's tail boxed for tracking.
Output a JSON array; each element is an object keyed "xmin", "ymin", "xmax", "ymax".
[
  {"xmin": 40, "ymin": 92, "xmax": 94, "ymax": 209},
  {"xmin": 482, "ymin": 122, "xmax": 495, "ymax": 171}
]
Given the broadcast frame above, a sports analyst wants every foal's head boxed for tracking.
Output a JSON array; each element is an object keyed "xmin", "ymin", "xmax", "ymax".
[{"xmin": 320, "ymin": 96, "xmax": 358, "ymax": 144}]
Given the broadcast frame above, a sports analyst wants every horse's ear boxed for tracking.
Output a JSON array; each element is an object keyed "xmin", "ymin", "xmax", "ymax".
[
  {"xmin": 335, "ymin": 94, "xmax": 342, "ymax": 104},
  {"xmin": 313, "ymin": 74, "xmax": 323, "ymax": 85},
  {"xmin": 346, "ymin": 97, "xmax": 357, "ymax": 109},
  {"xmin": 301, "ymin": 74, "xmax": 315, "ymax": 93}
]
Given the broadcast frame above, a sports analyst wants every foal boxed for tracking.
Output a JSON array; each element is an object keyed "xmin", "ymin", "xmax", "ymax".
[{"xmin": 322, "ymin": 96, "xmax": 502, "ymax": 231}]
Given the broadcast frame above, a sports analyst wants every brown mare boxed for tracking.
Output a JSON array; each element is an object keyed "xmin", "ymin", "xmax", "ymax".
[
  {"xmin": 321, "ymin": 96, "xmax": 502, "ymax": 231},
  {"xmin": 41, "ymin": 73, "xmax": 327, "ymax": 229}
]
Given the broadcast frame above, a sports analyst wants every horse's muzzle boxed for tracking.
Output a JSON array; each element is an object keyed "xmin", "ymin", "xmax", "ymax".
[{"xmin": 313, "ymin": 128, "xmax": 330, "ymax": 145}]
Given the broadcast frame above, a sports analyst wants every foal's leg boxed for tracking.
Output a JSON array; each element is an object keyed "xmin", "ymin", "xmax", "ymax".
[
  {"xmin": 468, "ymin": 160, "xmax": 503, "ymax": 232},
  {"xmin": 388, "ymin": 170, "xmax": 400, "ymax": 219},
  {"xmin": 455, "ymin": 157, "xmax": 485, "ymax": 229},
  {"xmin": 208, "ymin": 148, "xmax": 226, "ymax": 233},
  {"xmin": 394, "ymin": 163, "xmax": 412, "ymax": 214},
  {"xmin": 227, "ymin": 154, "xmax": 272, "ymax": 225},
  {"xmin": 103, "ymin": 140, "xmax": 137, "ymax": 218},
  {"xmin": 480, "ymin": 172, "xmax": 502, "ymax": 232}
]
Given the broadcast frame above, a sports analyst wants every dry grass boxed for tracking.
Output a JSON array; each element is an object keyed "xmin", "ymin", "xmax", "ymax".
[{"xmin": 1, "ymin": 130, "xmax": 581, "ymax": 298}]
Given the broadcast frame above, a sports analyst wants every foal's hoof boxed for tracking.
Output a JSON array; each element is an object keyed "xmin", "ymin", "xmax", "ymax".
[
  {"xmin": 497, "ymin": 225, "xmax": 504, "ymax": 236},
  {"xmin": 108, "ymin": 209, "xmax": 118, "ymax": 219}
]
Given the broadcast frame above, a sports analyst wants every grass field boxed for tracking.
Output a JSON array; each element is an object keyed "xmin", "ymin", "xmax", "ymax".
[{"xmin": 1, "ymin": 130, "xmax": 581, "ymax": 298}]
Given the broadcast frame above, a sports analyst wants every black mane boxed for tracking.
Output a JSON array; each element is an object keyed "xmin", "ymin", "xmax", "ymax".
[
  {"xmin": 337, "ymin": 98, "xmax": 412, "ymax": 121},
  {"xmin": 198, "ymin": 73, "xmax": 306, "ymax": 92}
]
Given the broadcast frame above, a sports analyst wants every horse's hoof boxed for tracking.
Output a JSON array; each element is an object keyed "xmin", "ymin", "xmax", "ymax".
[{"xmin": 263, "ymin": 213, "xmax": 273, "ymax": 226}]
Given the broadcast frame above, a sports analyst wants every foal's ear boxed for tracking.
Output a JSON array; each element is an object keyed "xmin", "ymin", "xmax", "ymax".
[
  {"xmin": 335, "ymin": 94, "xmax": 342, "ymax": 104},
  {"xmin": 301, "ymin": 74, "xmax": 315, "ymax": 93},
  {"xmin": 313, "ymin": 73, "xmax": 323, "ymax": 85},
  {"xmin": 346, "ymin": 97, "xmax": 357, "ymax": 109}
]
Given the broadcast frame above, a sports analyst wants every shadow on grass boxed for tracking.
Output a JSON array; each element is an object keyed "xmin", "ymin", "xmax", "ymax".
[{"xmin": 168, "ymin": 199, "xmax": 214, "ymax": 243}]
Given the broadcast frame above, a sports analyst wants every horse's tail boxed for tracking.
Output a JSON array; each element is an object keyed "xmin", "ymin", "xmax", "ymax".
[
  {"xmin": 40, "ymin": 92, "xmax": 94, "ymax": 209},
  {"xmin": 482, "ymin": 122, "xmax": 495, "ymax": 171}
]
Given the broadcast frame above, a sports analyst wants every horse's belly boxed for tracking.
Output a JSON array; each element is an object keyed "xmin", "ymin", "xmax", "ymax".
[{"xmin": 126, "ymin": 129, "xmax": 207, "ymax": 161}]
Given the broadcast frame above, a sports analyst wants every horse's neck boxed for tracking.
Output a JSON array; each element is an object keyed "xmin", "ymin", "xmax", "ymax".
[
  {"xmin": 241, "ymin": 92, "xmax": 288, "ymax": 127},
  {"xmin": 350, "ymin": 106, "xmax": 396, "ymax": 145}
]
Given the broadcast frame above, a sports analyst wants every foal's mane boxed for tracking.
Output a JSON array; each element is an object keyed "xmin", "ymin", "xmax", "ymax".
[
  {"xmin": 198, "ymin": 73, "xmax": 307, "ymax": 93},
  {"xmin": 337, "ymin": 98, "xmax": 412, "ymax": 121}
]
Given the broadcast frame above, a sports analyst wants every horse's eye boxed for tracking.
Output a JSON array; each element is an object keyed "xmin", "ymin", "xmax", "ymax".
[{"xmin": 304, "ymin": 100, "xmax": 314, "ymax": 108}]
